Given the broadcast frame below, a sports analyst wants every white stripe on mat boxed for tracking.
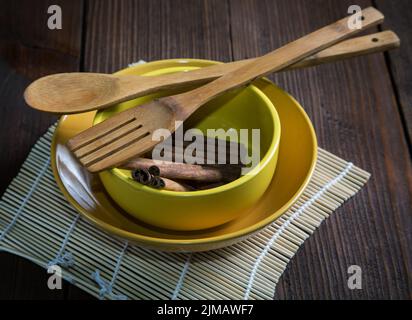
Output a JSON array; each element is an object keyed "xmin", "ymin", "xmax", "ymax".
[
  {"xmin": 172, "ymin": 253, "xmax": 193, "ymax": 300},
  {"xmin": 0, "ymin": 157, "xmax": 50, "ymax": 241},
  {"xmin": 243, "ymin": 162, "xmax": 353, "ymax": 299}
]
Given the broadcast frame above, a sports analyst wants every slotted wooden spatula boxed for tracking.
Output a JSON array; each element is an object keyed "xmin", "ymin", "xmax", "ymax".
[{"xmin": 68, "ymin": 7, "xmax": 384, "ymax": 172}]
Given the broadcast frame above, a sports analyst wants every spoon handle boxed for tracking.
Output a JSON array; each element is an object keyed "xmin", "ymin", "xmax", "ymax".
[{"xmin": 165, "ymin": 7, "xmax": 384, "ymax": 119}]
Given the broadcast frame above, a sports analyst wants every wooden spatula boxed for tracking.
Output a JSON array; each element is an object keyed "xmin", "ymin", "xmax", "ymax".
[
  {"xmin": 67, "ymin": 7, "xmax": 384, "ymax": 173},
  {"xmin": 24, "ymin": 30, "xmax": 399, "ymax": 114}
]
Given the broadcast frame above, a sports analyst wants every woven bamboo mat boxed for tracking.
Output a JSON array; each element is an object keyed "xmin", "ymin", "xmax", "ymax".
[{"xmin": 0, "ymin": 125, "xmax": 370, "ymax": 300}]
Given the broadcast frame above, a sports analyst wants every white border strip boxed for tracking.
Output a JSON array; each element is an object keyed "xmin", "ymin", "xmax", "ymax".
[
  {"xmin": 243, "ymin": 162, "xmax": 353, "ymax": 299},
  {"xmin": 171, "ymin": 253, "xmax": 193, "ymax": 300}
]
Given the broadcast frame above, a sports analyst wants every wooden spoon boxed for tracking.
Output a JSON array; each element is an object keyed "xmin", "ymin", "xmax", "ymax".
[
  {"xmin": 24, "ymin": 30, "xmax": 398, "ymax": 114},
  {"xmin": 67, "ymin": 7, "xmax": 384, "ymax": 173}
]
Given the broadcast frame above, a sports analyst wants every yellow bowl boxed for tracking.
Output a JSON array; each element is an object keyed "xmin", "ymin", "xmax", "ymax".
[{"xmin": 94, "ymin": 62, "xmax": 281, "ymax": 231}]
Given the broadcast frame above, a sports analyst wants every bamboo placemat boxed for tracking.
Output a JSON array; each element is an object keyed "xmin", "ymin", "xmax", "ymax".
[{"xmin": 0, "ymin": 124, "xmax": 370, "ymax": 300}]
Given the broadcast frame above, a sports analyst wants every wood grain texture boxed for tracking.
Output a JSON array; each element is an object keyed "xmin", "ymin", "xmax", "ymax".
[
  {"xmin": 71, "ymin": 0, "xmax": 412, "ymax": 299},
  {"xmin": 1, "ymin": 0, "xmax": 411, "ymax": 300},
  {"xmin": 169, "ymin": 7, "xmax": 384, "ymax": 112},
  {"xmin": 69, "ymin": 7, "xmax": 386, "ymax": 172},
  {"xmin": 24, "ymin": 30, "xmax": 399, "ymax": 115},
  {"xmin": 375, "ymin": 0, "xmax": 412, "ymax": 147},
  {"xmin": 83, "ymin": 0, "xmax": 233, "ymax": 73},
  {"xmin": 228, "ymin": 0, "xmax": 412, "ymax": 299},
  {"xmin": 67, "ymin": 0, "xmax": 234, "ymax": 298},
  {"xmin": 0, "ymin": 0, "xmax": 86, "ymax": 299},
  {"xmin": 24, "ymin": 31, "xmax": 400, "ymax": 115},
  {"xmin": 0, "ymin": 0, "xmax": 83, "ymax": 80}
]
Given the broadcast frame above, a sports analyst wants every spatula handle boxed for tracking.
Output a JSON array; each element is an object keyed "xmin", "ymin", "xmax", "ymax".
[
  {"xmin": 126, "ymin": 31, "xmax": 398, "ymax": 90},
  {"xmin": 165, "ymin": 7, "xmax": 384, "ymax": 119},
  {"xmin": 287, "ymin": 30, "xmax": 399, "ymax": 70}
]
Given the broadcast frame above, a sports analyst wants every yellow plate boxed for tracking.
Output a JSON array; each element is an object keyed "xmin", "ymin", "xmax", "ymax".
[{"xmin": 51, "ymin": 59, "xmax": 317, "ymax": 252}]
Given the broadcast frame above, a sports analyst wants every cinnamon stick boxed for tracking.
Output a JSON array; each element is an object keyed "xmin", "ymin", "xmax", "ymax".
[
  {"xmin": 157, "ymin": 145, "xmax": 246, "ymax": 165},
  {"xmin": 121, "ymin": 158, "xmax": 241, "ymax": 183},
  {"xmin": 130, "ymin": 167, "xmax": 193, "ymax": 191},
  {"xmin": 156, "ymin": 134, "xmax": 248, "ymax": 165},
  {"xmin": 159, "ymin": 177, "xmax": 195, "ymax": 192}
]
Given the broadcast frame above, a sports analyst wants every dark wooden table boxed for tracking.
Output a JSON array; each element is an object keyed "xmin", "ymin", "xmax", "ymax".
[{"xmin": 0, "ymin": 0, "xmax": 411, "ymax": 300}]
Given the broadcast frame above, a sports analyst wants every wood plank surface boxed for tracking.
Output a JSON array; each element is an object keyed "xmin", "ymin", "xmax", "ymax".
[
  {"xmin": 375, "ymin": 0, "xmax": 412, "ymax": 146},
  {"xmin": 0, "ymin": 0, "xmax": 84, "ymax": 299},
  {"xmin": 66, "ymin": 0, "xmax": 234, "ymax": 299},
  {"xmin": 83, "ymin": 0, "xmax": 233, "ymax": 73},
  {"xmin": 0, "ymin": 0, "xmax": 411, "ymax": 300},
  {"xmin": 227, "ymin": 0, "xmax": 412, "ymax": 299}
]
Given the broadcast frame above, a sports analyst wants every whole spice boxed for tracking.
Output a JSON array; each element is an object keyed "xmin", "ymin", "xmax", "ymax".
[
  {"xmin": 132, "ymin": 167, "xmax": 165, "ymax": 188},
  {"xmin": 131, "ymin": 168, "xmax": 151, "ymax": 184},
  {"xmin": 131, "ymin": 168, "xmax": 194, "ymax": 192},
  {"xmin": 153, "ymin": 134, "xmax": 248, "ymax": 165},
  {"xmin": 126, "ymin": 135, "xmax": 247, "ymax": 192},
  {"xmin": 148, "ymin": 165, "xmax": 160, "ymax": 177},
  {"xmin": 122, "ymin": 158, "xmax": 241, "ymax": 183},
  {"xmin": 160, "ymin": 177, "xmax": 195, "ymax": 192}
]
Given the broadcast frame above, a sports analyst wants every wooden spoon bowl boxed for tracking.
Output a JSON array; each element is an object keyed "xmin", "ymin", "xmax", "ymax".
[{"xmin": 25, "ymin": 73, "xmax": 122, "ymax": 113}]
